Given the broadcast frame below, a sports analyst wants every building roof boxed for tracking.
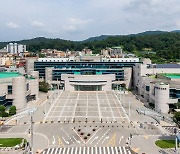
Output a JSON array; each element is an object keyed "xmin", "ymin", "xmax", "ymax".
[
  {"xmin": 0, "ymin": 72, "xmax": 21, "ymax": 79},
  {"xmin": 164, "ymin": 73, "xmax": 180, "ymax": 79},
  {"xmin": 156, "ymin": 64, "xmax": 180, "ymax": 68}
]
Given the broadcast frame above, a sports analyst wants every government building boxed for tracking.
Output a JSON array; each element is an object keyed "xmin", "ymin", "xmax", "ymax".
[{"xmin": 26, "ymin": 57, "xmax": 140, "ymax": 91}]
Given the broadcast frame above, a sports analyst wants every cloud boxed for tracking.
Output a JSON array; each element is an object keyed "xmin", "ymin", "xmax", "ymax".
[
  {"xmin": 31, "ymin": 21, "xmax": 44, "ymax": 27},
  {"xmin": 63, "ymin": 18, "xmax": 92, "ymax": 33},
  {"xmin": 64, "ymin": 25, "xmax": 77, "ymax": 32},
  {"xmin": 6, "ymin": 22, "xmax": 20, "ymax": 29},
  {"xmin": 175, "ymin": 20, "xmax": 180, "ymax": 28},
  {"xmin": 67, "ymin": 18, "xmax": 92, "ymax": 25},
  {"xmin": 0, "ymin": 0, "xmax": 180, "ymax": 41}
]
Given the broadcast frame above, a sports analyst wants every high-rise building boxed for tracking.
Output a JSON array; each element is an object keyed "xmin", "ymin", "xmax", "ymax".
[{"xmin": 6, "ymin": 43, "xmax": 26, "ymax": 54}]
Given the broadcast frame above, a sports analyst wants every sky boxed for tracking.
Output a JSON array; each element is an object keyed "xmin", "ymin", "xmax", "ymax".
[{"xmin": 0, "ymin": 0, "xmax": 180, "ymax": 41}]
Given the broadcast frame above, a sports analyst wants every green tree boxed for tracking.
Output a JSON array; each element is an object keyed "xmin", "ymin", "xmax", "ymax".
[
  {"xmin": 173, "ymin": 112, "xmax": 180, "ymax": 126},
  {"xmin": 175, "ymin": 102, "xmax": 180, "ymax": 109},
  {"xmin": 0, "ymin": 105, "xmax": 5, "ymax": 112},
  {"xmin": 0, "ymin": 105, "xmax": 8, "ymax": 117},
  {"xmin": 9, "ymin": 106, "xmax": 16, "ymax": 116},
  {"xmin": 38, "ymin": 53, "xmax": 46, "ymax": 58},
  {"xmin": 39, "ymin": 81, "xmax": 50, "ymax": 93},
  {"xmin": 2, "ymin": 112, "xmax": 9, "ymax": 117}
]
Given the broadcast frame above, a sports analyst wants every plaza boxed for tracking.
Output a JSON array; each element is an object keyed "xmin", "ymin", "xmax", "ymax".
[{"xmin": 44, "ymin": 91, "xmax": 129, "ymax": 123}]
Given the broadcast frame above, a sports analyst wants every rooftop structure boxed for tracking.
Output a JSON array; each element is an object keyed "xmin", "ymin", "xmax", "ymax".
[
  {"xmin": 155, "ymin": 64, "xmax": 180, "ymax": 68},
  {"xmin": 163, "ymin": 73, "xmax": 180, "ymax": 79}
]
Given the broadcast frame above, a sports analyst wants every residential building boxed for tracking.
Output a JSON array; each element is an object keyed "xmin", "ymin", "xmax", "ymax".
[{"xmin": 6, "ymin": 43, "xmax": 26, "ymax": 55}]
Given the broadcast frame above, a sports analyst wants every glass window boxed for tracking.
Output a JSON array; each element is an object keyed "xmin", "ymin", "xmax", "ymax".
[
  {"xmin": 146, "ymin": 86, "xmax": 150, "ymax": 91},
  {"xmin": 27, "ymin": 83, "xmax": 29, "ymax": 91},
  {"xmin": 8, "ymin": 85, "xmax": 12, "ymax": 94}
]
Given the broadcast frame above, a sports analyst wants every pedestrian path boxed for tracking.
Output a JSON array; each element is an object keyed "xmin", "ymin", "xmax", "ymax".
[{"xmin": 42, "ymin": 146, "xmax": 132, "ymax": 154}]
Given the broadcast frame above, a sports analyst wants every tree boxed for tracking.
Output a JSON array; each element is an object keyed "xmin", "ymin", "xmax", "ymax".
[
  {"xmin": 9, "ymin": 106, "xmax": 16, "ymax": 116},
  {"xmin": 39, "ymin": 81, "xmax": 50, "ymax": 93},
  {"xmin": 0, "ymin": 105, "xmax": 8, "ymax": 117},
  {"xmin": 2, "ymin": 112, "xmax": 8, "ymax": 117},
  {"xmin": 173, "ymin": 112, "xmax": 180, "ymax": 126},
  {"xmin": 175, "ymin": 102, "xmax": 180, "ymax": 109},
  {"xmin": 0, "ymin": 105, "xmax": 5, "ymax": 112}
]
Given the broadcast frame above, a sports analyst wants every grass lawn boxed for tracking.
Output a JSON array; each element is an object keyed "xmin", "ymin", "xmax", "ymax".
[
  {"xmin": 155, "ymin": 140, "xmax": 175, "ymax": 149},
  {"xmin": 0, "ymin": 138, "xmax": 24, "ymax": 147}
]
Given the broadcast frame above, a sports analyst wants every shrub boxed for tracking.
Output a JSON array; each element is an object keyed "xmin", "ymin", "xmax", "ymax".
[
  {"xmin": 0, "ymin": 105, "xmax": 8, "ymax": 117},
  {"xmin": 0, "ymin": 105, "xmax": 5, "ymax": 112},
  {"xmin": 9, "ymin": 106, "xmax": 16, "ymax": 116},
  {"xmin": 1, "ymin": 112, "xmax": 8, "ymax": 117},
  {"xmin": 39, "ymin": 81, "xmax": 50, "ymax": 93}
]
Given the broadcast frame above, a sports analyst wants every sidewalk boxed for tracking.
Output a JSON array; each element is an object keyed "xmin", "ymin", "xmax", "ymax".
[{"xmin": 131, "ymin": 135, "xmax": 180, "ymax": 154}]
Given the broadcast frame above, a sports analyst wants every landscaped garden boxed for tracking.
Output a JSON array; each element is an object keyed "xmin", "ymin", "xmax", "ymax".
[
  {"xmin": 0, "ymin": 138, "xmax": 26, "ymax": 147},
  {"xmin": 155, "ymin": 140, "xmax": 175, "ymax": 149}
]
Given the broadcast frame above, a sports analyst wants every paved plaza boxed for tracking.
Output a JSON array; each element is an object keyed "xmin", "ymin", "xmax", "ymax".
[{"xmin": 44, "ymin": 91, "xmax": 129, "ymax": 123}]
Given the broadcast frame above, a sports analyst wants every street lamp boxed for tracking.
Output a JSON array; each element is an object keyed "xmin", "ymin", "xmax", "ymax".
[
  {"xmin": 119, "ymin": 84, "xmax": 121, "ymax": 101},
  {"xmin": 128, "ymin": 93, "xmax": 130, "ymax": 116},
  {"xmin": 44, "ymin": 95, "xmax": 50, "ymax": 115},
  {"xmin": 129, "ymin": 133, "xmax": 132, "ymax": 146},
  {"xmin": 174, "ymin": 128, "xmax": 180, "ymax": 154},
  {"xmin": 28, "ymin": 109, "xmax": 34, "ymax": 154},
  {"xmin": 123, "ymin": 91, "xmax": 125, "ymax": 107}
]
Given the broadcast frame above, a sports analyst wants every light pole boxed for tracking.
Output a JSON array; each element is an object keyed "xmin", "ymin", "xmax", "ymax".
[
  {"xmin": 29, "ymin": 110, "xmax": 34, "ymax": 154},
  {"xmin": 129, "ymin": 133, "xmax": 132, "ymax": 146},
  {"xmin": 44, "ymin": 95, "xmax": 49, "ymax": 115},
  {"xmin": 120, "ymin": 84, "xmax": 121, "ymax": 101},
  {"xmin": 128, "ymin": 93, "xmax": 130, "ymax": 116},
  {"xmin": 174, "ymin": 128, "xmax": 178, "ymax": 154},
  {"xmin": 174, "ymin": 128, "xmax": 177, "ymax": 154},
  {"xmin": 176, "ymin": 135, "xmax": 178, "ymax": 154},
  {"xmin": 123, "ymin": 91, "xmax": 125, "ymax": 107}
]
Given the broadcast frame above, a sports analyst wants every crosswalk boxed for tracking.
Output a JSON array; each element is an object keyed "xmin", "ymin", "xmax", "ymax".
[
  {"xmin": 42, "ymin": 147, "xmax": 131, "ymax": 154},
  {"xmin": 163, "ymin": 126, "xmax": 180, "ymax": 134}
]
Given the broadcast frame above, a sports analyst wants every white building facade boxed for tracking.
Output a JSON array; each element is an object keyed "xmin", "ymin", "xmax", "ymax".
[
  {"xmin": 133, "ymin": 59, "xmax": 180, "ymax": 114},
  {"xmin": 0, "ymin": 71, "xmax": 39, "ymax": 110}
]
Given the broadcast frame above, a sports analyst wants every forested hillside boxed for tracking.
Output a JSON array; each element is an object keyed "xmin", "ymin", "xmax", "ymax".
[{"xmin": 0, "ymin": 31, "xmax": 180, "ymax": 63}]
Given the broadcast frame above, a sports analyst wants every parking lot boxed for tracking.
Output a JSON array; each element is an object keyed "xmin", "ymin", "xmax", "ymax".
[{"xmin": 44, "ymin": 91, "xmax": 129, "ymax": 123}]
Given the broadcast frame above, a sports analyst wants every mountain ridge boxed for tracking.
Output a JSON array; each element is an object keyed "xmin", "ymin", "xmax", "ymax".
[{"xmin": 0, "ymin": 30, "xmax": 179, "ymax": 44}]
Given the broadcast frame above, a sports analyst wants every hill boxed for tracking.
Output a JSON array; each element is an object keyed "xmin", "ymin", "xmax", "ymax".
[
  {"xmin": 83, "ymin": 35, "xmax": 113, "ymax": 42},
  {"xmin": 0, "ymin": 31, "xmax": 179, "ymax": 63}
]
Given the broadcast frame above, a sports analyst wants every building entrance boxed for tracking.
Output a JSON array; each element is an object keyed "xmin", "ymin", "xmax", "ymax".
[{"xmin": 74, "ymin": 85, "xmax": 102, "ymax": 91}]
